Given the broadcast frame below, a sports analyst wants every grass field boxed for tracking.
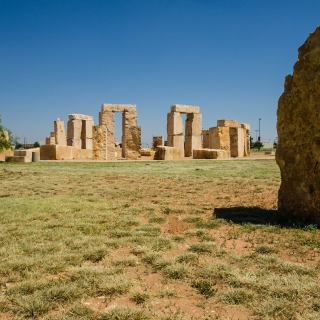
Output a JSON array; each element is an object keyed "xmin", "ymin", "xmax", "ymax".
[{"xmin": 0, "ymin": 159, "xmax": 319, "ymax": 319}]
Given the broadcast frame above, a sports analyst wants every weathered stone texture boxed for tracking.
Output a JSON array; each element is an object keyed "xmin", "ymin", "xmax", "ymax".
[
  {"xmin": 101, "ymin": 104, "xmax": 136, "ymax": 113},
  {"xmin": 40, "ymin": 145, "xmax": 92, "ymax": 160},
  {"xmin": 217, "ymin": 120, "xmax": 241, "ymax": 128},
  {"xmin": 167, "ymin": 112, "xmax": 184, "ymax": 135},
  {"xmin": 202, "ymin": 130, "xmax": 210, "ymax": 149},
  {"xmin": 185, "ymin": 113, "xmax": 202, "ymax": 136},
  {"xmin": 154, "ymin": 146, "xmax": 182, "ymax": 160},
  {"xmin": 69, "ymin": 114, "xmax": 93, "ymax": 121},
  {"xmin": 185, "ymin": 135, "xmax": 202, "ymax": 157},
  {"xmin": 124, "ymin": 126, "xmax": 141, "ymax": 160},
  {"xmin": 92, "ymin": 126, "xmax": 107, "ymax": 160},
  {"xmin": 241, "ymin": 123, "xmax": 250, "ymax": 156},
  {"xmin": 54, "ymin": 119, "xmax": 67, "ymax": 146},
  {"xmin": 46, "ymin": 137, "xmax": 55, "ymax": 145},
  {"xmin": 153, "ymin": 136, "xmax": 164, "ymax": 151},
  {"xmin": 170, "ymin": 105, "xmax": 200, "ymax": 114},
  {"xmin": 5, "ymin": 156, "xmax": 31, "ymax": 162},
  {"xmin": 167, "ymin": 135, "xmax": 184, "ymax": 157},
  {"xmin": 0, "ymin": 147, "xmax": 13, "ymax": 161},
  {"xmin": 67, "ymin": 139, "xmax": 82, "ymax": 149},
  {"xmin": 230, "ymin": 127, "xmax": 245, "ymax": 157},
  {"xmin": 276, "ymin": 26, "xmax": 320, "ymax": 222},
  {"xmin": 209, "ymin": 127, "xmax": 230, "ymax": 151},
  {"xmin": 193, "ymin": 149, "xmax": 230, "ymax": 160},
  {"xmin": 67, "ymin": 120, "xmax": 82, "ymax": 140}
]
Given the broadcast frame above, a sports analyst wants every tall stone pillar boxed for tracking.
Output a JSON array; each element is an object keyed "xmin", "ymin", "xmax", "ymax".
[
  {"xmin": 202, "ymin": 130, "xmax": 210, "ymax": 148},
  {"xmin": 185, "ymin": 113, "xmax": 202, "ymax": 156},
  {"xmin": 54, "ymin": 118, "xmax": 67, "ymax": 146}
]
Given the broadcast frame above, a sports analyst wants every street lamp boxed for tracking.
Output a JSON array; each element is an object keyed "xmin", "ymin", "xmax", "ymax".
[
  {"xmin": 255, "ymin": 130, "xmax": 259, "ymax": 142},
  {"xmin": 259, "ymin": 118, "xmax": 261, "ymax": 141}
]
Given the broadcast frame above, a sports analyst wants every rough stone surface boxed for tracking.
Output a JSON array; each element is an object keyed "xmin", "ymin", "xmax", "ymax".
[
  {"xmin": 5, "ymin": 156, "xmax": 31, "ymax": 163},
  {"xmin": 185, "ymin": 113, "xmax": 202, "ymax": 136},
  {"xmin": 154, "ymin": 146, "xmax": 182, "ymax": 160},
  {"xmin": 141, "ymin": 148, "xmax": 156, "ymax": 156},
  {"xmin": 185, "ymin": 135, "xmax": 202, "ymax": 157},
  {"xmin": 170, "ymin": 105, "xmax": 200, "ymax": 114},
  {"xmin": 46, "ymin": 137, "xmax": 56, "ymax": 145},
  {"xmin": 230, "ymin": 127, "xmax": 245, "ymax": 157},
  {"xmin": 125, "ymin": 126, "xmax": 141, "ymax": 160},
  {"xmin": 153, "ymin": 136, "xmax": 164, "ymax": 151},
  {"xmin": 67, "ymin": 120, "xmax": 82, "ymax": 140},
  {"xmin": 167, "ymin": 135, "xmax": 184, "ymax": 157},
  {"xmin": 54, "ymin": 119, "xmax": 67, "ymax": 146},
  {"xmin": 81, "ymin": 120, "xmax": 94, "ymax": 139},
  {"xmin": 40, "ymin": 145, "xmax": 92, "ymax": 160},
  {"xmin": 101, "ymin": 104, "xmax": 136, "ymax": 113},
  {"xmin": 193, "ymin": 149, "xmax": 230, "ymax": 159},
  {"xmin": 202, "ymin": 130, "xmax": 210, "ymax": 148},
  {"xmin": 167, "ymin": 112, "xmax": 184, "ymax": 136},
  {"xmin": 69, "ymin": 114, "xmax": 93, "ymax": 121},
  {"xmin": 14, "ymin": 148, "xmax": 40, "ymax": 157},
  {"xmin": 209, "ymin": 127, "xmax": 230, "ymax": 151},
  {"xmin": 92, "ymin": 126, "xmax": 107, "ymax": 160},
  {"xmin": 67, "ymin": 139, "xmax": 82, "ymax": 149},
  {"xmin": 276, "ymin": 26, "xmax": 320, "ymax": 222},
  {"xmin": 82, "ymin": 139, "xmax": 93, "ymax": 150},
  {"xmin": 217, "ymin": 120, "xmax": 241, "ymax": 128},
  {"xmin": 241, "ymin": 123, "xmax": 251, "ymax": 156}
]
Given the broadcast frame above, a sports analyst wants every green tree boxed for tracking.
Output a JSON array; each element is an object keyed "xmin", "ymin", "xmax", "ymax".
[
  {"xmin": 253, "ymin": 141, "xmax": 264, "ymax": 150},
  {"xmin": 250, "ymin": 136, "xmax": 254, "ymax": 148},
  {"xmin": 0, "ymin": 115, "xmax": 19, "ymax": 152},
  {"xmin": 34, "ymin": 141, "xmax": 40, "ymax": 148}
]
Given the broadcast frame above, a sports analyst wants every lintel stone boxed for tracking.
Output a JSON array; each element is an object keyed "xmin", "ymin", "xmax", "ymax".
[
  {"xmin": 101, "ymin": 104, "xmax": 136, "ymax": 113},
  {"xmin": 170, "ymin": 104, "xmax": 200, "ymax": 114}
]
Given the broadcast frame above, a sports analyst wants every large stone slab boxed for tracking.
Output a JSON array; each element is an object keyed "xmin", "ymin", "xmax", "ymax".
[
  {"xmin": 202, "ymin": 130, "xmax": 210, "ymax": 148},
  {"xmin": 154, "ymin": 146, "xmax": 182, "ymax": 160},
  {"xmin": 0, "ymin": 147, "xmax": 14, "ymax": 161},
  {"xmin": 67, "ymin": 119, "xmax": 82, "ymax": 140},
  {"xmin": 170, "ymin": 104, "xmax": 200, "ymax": 114},
  {"xmin": 153, "ymin": 136, "xmax": 164, "ymax": 151},
  {"xmin": 69, "ymin": 114, "xmax": 93, "ymax": 121},
  {"xmin": 101, "ymin": 104, "xmax": 136, "ymax": 113},
  {"xmin": 185, "ymin": 113, "xmax": 202, "ymax": 136},
  {"xmin": 92, "ymin": 126, "xmax": 107, "ymax": 160},
  {"xmin": 217, "ymin": 120, "xmax": 241, "ymax": 128},
  {"xmin": 40, "ymin": 145, "xmax": 92, "ymax": 160},
  {"xmin": 46, "ymin": 137, "xmax": 55, "ymax": 145},
  {"xmin": 81, "ymin": 120, "xmax": 94, "ymax": 139},
  {"xmin": 67, "ymin": 138, "xmax": 82, "ymax": 149},
  {"xmin": 167, "ymin": 112, "xmax": 184, "ymax": 136},
  {"xmin": 193, "ymin": 149, "xmax": 230, "ymax": 159},
  {"xmin": 209, "ymin": 127, "xmax": 230, "ymax": 151},
  {"xmin": 14, "ymin": 148, "xmax": 40, "ymax": 157},
  {"xmin": 54, "ymin": 118, "xmax": 67, "ymax": 145},
  {"xmin": 5, "ymin": 156, "xmax": 31, "ymax": 163},
  {"xmin": 276, "ymin": 26, "xmax": 320, "ymax": 222},
  {"xmin": 185, "ymin": 135, "xmax": 202, "ymax": 157},
  {"xmin": 230, "ymin": 127, "xmax": 245, "ymax": 157},
  {"xmin": 124, "ymin": 126, "xmax": 141, "ymax": 160},
  {"xmin": 167, "ymin": 135, "xmax": 184, "ymax": 157},
  {"xmin": 241, "ymin": 123, "xmax": 250, "ymax": 156}
]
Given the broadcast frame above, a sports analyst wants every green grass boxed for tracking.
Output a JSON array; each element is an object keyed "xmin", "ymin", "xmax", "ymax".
[{"xmin": 0, "ymin": 159, "xmax": 319, "ymax": 319}]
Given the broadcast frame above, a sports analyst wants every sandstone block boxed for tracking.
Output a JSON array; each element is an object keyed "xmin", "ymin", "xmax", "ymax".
[
  {"xmin": 167, "ymin": 135, "xmax": 184, "ymax": 157},
  {"xmin": 202, "ymin": 130, "xmax": 210, "ymax": 148},
  {"xmin": 54, "ymin": 119, "xmax": 67, "ymax": 146},
  {"xmin": 217, "ymin": 120, "xmax": 241, "ymax": 128},
  {"xmin": 185, "ymin": 135, "xmax": 202, "ymax": 157},
  {"xmin": 141, "ymin": 148, "xmax": 156, "ymax": 156},
  {"xmin": 101, "ymin": 104, "xmax": 136, "ymax": 113},
  {"xmin": 69, "ymin": 114, "xmax": 93, "ymax": 121},
  {"xmin": 167, "ymin": 112, "xmax": 184, "ymax": 136},
  {"xmin": 153, "ymin": 136, "xmax": 164, "ymax": 150},
  {"xmin": 209, "ymin": 127, "xmax": 230, "ymax": 151},
  {"xmin": 193, "ymin": 149, "xmax": 230, "ymax": 159},
  {"xmin": 40, "ymin": 145, "xmax": 91, "ymax": 160},
  {"xmin": 154, "ymin": 146, "xmax": 182, "ymax": 160},
  {"xmin": 14, "ymin": 148, "xmax": 40, "ymax": 157},
  {"xmin": 230, "ymin": 127, "xmax": 245, "ymax": 157},
  {"xmin": 82, "ymin": 139, "xmax": 93, "ymax": 150},
  {"xmin": 46, "ymin": 137, "xmax": 55, "ymax": 145},
  {"xmin": 241, "ymin": 123, "xmax": 251, "ymax": 156},
  {"xmin": 81, "ymin": 120, "xmax": 94, "ymax": 139},
  {"xmin": 124, "ymin": 126, "xmax": 141, "ymax": 160},
  {"xmin": 67, "ymin": 120, "xmax": 82, "ymax": 140},
  {"xmin": 170, "ymin": 105, "xmax": 200, "ymax": 114},
  {"xmin": 185, "ymin": 113, "xmax": 202, "ymax": 136},
  {"xmin": 50, "ymin": 132, "xmax": 55, "ymax": 138},
  {"xmin": 276, "ymin": 26, "xmax": 320, "ymax": 222},
  {"xmin": 67, "ymin": 138, "xmax": 82, "ymax": 149},
  {"xmin": 92, "ymin": 125, "xmax": 107, "ymax": 160},
  {"xmin": 5, "ymin": 156, "xmax": 31, "ymax": 163}
]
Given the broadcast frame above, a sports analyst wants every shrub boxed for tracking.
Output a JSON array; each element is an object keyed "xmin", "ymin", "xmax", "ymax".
[{"xmin": 192, "ymin": 280, "xmax": 217, "ymax": 298}]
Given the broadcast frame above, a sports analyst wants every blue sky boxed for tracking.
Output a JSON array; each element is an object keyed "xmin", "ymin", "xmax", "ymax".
[{"xmin": 0, "ymin": 0, "xmax": 319, "ymax": 145}]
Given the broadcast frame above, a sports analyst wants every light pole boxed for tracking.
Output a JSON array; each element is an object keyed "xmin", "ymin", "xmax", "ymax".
[
  {"xmin": 259, "ymin": 118, "xmax": 261, "ymax": 142},
  {"xmin": 255, "ymin": 130, "xmax": 259, "ymax": 142}
]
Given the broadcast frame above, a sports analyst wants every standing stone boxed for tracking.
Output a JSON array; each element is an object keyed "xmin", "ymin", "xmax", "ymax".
[
  {"xmin": 167, "ymin": 112, "xmax": 184, "ymax": 135},
  {"xmin": 167, "ymin": 135, "xmax": 184, "ymax": 157},
  {"xmin": 241, "ymin": 123, "xmax": 250, "ymax": 156},
  {"xmin": 209, "ymin": 127, "xmax": 230, "ymax": 151},
  {"xmin": 202, "ymin": 130, "xmax": 210, "ymax": 148},
  {"xmin": 230, "ymin": 127, "xmax": 245, "ymax": 157},
  {"xmin": 276, "ymin": 26, "xmax": 320, "ymax": 222},
  {"xmin": 153, "ymin": 136, "xmax": 164, "ymax": 151},
  {"xmin": 92, "ymin": 126, "xmax": 107, "ymax": 160},
  {"xmin": 54, "ymin": 118, "xmax": 67, "ymax": 146}
]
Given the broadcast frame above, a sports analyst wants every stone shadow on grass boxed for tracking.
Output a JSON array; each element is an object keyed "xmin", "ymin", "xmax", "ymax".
[{"xmin": 214, "ymin": 207, "xmax": 318, "ymax": 228}]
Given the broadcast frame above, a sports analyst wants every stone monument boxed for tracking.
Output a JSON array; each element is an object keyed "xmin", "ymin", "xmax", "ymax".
[{"xmin": 276, "ymin": 26, "xmax": 320, "ymax": 222}]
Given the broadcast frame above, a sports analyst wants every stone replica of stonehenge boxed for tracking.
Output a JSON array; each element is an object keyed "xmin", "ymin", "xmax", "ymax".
[
  {"xmin": 276, "ymin": 26, "xmax": 320, "ymax": 222},
  {"xmin": 40, "ymin": 103, "xmax": 249, "ymax": 161},
  {"xmin": 154, "ymin": 104, "xmax": 250, "ymax": 160}
]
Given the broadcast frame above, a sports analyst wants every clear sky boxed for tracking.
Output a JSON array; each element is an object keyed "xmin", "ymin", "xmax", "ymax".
[{"xmin": 1, "ymin": 0, "xmax": 319, "ymax": 145}]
